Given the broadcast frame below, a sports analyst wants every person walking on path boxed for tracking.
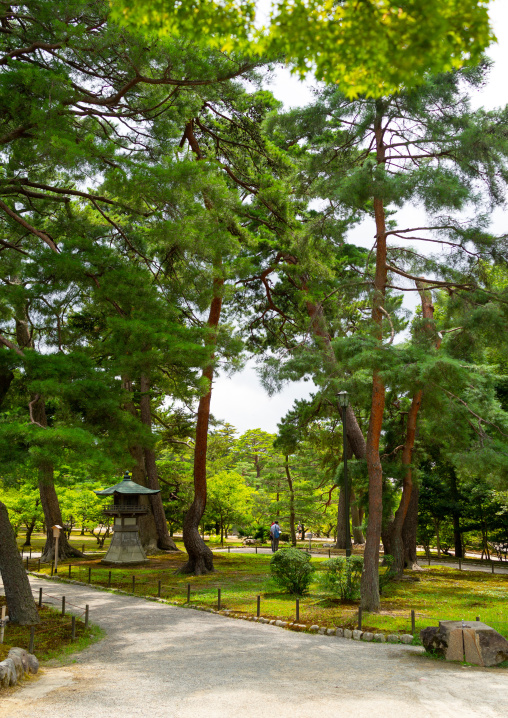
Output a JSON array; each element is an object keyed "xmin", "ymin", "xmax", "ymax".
[{"xmin": 270, "ymin": 520, "xmax": 281, "ymax": 552}]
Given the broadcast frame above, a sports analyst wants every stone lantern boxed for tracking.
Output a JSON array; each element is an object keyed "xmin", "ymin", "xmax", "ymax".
[{"xmin": 94, "ymin": 471, "xmax": 160, "ymax": 566}]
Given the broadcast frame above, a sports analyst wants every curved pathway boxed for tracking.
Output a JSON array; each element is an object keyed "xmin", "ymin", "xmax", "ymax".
[{"xmin": 1, "ymin": 576, "xmax": 507, "ymax": 718}]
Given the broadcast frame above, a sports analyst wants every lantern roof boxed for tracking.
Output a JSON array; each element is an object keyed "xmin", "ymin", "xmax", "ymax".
[{"xmin": 94, "ymin": 471, "xmax": 160, "ymax": 496}]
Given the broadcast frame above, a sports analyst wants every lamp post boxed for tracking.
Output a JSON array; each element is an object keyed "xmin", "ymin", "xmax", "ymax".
[{"xmin": 337, "ymin": 391, "xmax": 351, "ymax": 557}]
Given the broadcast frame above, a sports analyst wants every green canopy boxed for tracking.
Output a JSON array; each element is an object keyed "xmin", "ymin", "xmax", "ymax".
[{"xmin": 94, "ymin": 471, "xmax": 160, "ymax": 496}]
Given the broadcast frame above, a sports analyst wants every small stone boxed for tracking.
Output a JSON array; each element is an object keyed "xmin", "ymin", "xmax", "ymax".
[
  {"xmin": 269, "ymin": 619, "xmax": 276, "ymax": 625},
  {"xmin": 400, "ymin": 634, "xmax": 414, "ymax": 644},
  {"xmin": 26, "ymin": 653, "xmax": 39, "ymax": 674},
  {"xmin": 387, "ymin": 634, "xmax": 400, "ymax": 643},
  {"xmin": 335, "ymin": 628, "xmax": 344, "ymax": 638},
  {"xmin": 326, "ymin": 628, "xmax": 335, "ymax": 636},
  {"xmin": 344, "ymin": 629, "xmax": 353, "ymax": 639},
  {"xmin": 362, "ymin": 632, "xmax": 374, "ymax": 642},
  {"xmin": 353, "ymin": 629, "xmax": 363, "ymax": 641},
  {"xmin": 373, "ymin": 633, "xmax": 386, "ymax": 643},
  {"xmin": 318, "ymin": 627, "xmax": 327, "ymax": 635},
  {"xmin": 275, "ymin": 620, "xmax": 284, "ymax": 627},
  {"xmin": 252, "ymin": 617, "xmax": 259, "ymax": 621},
  {"xmin": 310, "ymin": 625, "xmax": 319, "ymax": 632}
]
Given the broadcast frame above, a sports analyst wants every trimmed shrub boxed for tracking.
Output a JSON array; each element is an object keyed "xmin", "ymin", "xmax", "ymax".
[
  {"xmin": 270, "ymin": 547, "xmax": 315, "ymax": 595},
  {"xmin": 319, "ymin": 555, "xmax": 364, "ymax": 601}
]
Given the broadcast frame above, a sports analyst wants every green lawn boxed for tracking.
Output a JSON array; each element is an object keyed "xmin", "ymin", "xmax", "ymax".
[{"xmin": 33, "ymin": 551, "xmax": 508, "ymax": 640}]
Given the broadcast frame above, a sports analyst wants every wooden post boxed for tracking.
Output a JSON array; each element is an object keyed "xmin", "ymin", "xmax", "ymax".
[
  {"xmin": 328, "ymin": 549, "xmax": 331, "ymax": 558},
  {"xmin": 84, "ymin": 605, "xmax": 89, "ymax": 629},
  {"xmin": 257, "ymin": 595, "xmax": 260, "ymax": 618},
  {"xmin": 255, "ymin": 546, "xmax": 258, "ymax": 554},
  {"xmin": 38, "ymin": 587, "xmax": 43, "ymax": 608},
  {"xmin": 358, "ymin": 606, "xmax": 362, "ymax": 630},
  {"xmin": 132, "ymin": 575, "xmax": 135, "ymax": 593},
  {"xmin": 218, "ymin": 588, "xmax": 221, "ymax": 610},
  {"xmin": 54, "ymin": 532, "xmax": 59, "ymax": 574},
  {"xmin": 296, "ymin": 598, "xmax": 300, "ymax": 622},
  {"xmin": 71, "ymin": 616, "xmax": 76, "ymax": 642},
  {"xmin": 82, "ymin": 544, "xmax": 85, "ymax": 554},
  {"xmin": 428, "ymin": 554, "xmax": 431, "ymax": 566},
  {"xmin": 68, "ymin": 563, "xmax": 72, "ymax": 579},
  {"xmin": 158, "ymin": 580, "xmax": 161, "ymax": 598},
  {"xmin": 28, "ymin": 626, "xmax": 35, "ymax": 653},
  {"xmin": 0, "ymin": 606, "xmax": 6, "ymax": 644},
  {"xmin": 26, "ymin": 556, "xmax": 29, "ymax": 570},
  {"xmin": 187, "ymin": 584, "xmax": 191, "ymax": 603},
  {"xmin": 459, "ymin": 558, "xmax": 462, "ymax": 570},
  {"xmin": 492, "ymin": 562, "xmax": 495, "ymax": 574},
  {"xmin": 61, "ymin": 596, "xmax": 65, "ymax": 616},
  {"xmin": 228, "ymin": 545, "xmax": 230, "ymax": 553},
  {"xmin": 88, "ymin": 567, "xmax": 91, "ymax": 584},
  {"xmin": 411, "ymin": 609, "xmax": 415, "ymax": 635},
  {"xmin": 29, "ymin": 547, "xmax": 32, "ymax": 559},
  {"xmin": 38, "ymin": 558, "xmax": 41, "ymax": 572},
  {"xmin": 108, "ymin": 571, "xmax": 112, "ymax": 588}
]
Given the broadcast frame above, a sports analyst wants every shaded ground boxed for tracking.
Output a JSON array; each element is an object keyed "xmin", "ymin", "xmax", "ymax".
[{"xmin": 1, "ymin": 576, "xmax": 508, "ymax": 718}]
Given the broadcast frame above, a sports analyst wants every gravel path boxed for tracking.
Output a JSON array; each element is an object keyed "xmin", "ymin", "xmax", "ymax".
[{"xmin": 1, "ymin": 576, "xmax": 508, "ymax": 718}]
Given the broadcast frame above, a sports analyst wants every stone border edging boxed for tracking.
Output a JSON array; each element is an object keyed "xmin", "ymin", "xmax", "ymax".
[
  {"xmin": 27, "ymin": 572, "xmax": 414, "ymax": 646},
  {"xmin": 0, "ymin": 647, "xmax": 39, "ymax": 689}
]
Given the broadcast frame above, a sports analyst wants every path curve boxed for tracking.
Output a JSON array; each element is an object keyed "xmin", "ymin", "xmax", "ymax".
[{"xmin": 1, "ymin": 577, "xmax": 507, "ymax": 718}]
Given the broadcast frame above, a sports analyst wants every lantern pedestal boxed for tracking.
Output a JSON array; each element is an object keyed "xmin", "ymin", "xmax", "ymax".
[{"xmin": 101, "ymin": 516, "xmax": 148, "ymax": 566}]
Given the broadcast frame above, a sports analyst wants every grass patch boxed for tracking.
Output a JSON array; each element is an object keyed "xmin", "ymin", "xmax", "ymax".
[
  {"xmin": 0, "ymin": 596, "xmax": 103, "ymax": 663},
  {"xmin": 35, "ymin": 551, "xmax": 508, "ymax": 638}
]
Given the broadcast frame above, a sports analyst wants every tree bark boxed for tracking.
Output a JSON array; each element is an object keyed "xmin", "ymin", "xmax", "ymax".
[
  {"xmin": 350, "ymin": 489, "xmax": 365, "ymax": 544},
  {"xmin": 0, "ymin": 501, "xmax": 40, "ymax": 625},
  {"xmin": 139, "ymin": 373, "xmax": 179, "ymax": 551},
  {"xmin": 284, "ymin": 456, "xmax": 297, "ymax": 546},
  {"xmin": 402, "ymin": 483, "xmax": 420, "ymax": 569},
  {"xmin": 179, "ymin": 277, "xmax": 223, "ymax": 575},
  {"xmin": 361, "ymin": 102, "xmax": 387, "ymax": 612}
]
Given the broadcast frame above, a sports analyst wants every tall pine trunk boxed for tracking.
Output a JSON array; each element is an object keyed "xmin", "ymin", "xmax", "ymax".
[
  {"xmin": 402, "ymin": 484, "xmax": 420, "ymax": 569},
  {"xmin": 361, "ymin": 102, "xmax": 387, "ymax": 612},
  {"xmin": 179, "ymin": 277, "xmax": 223, "ymax": 575},
  {"xmin": 0, "ymin": 501, "xmax": 40, "ymax": 625}
]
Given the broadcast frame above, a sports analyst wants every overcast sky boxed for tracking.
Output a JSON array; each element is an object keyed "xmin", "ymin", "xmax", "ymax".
[{"xmin": 211, "ymin": 0, "xmax": 508, "ymax": 436}]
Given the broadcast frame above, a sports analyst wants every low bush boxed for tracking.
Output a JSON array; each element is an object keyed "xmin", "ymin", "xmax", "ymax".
[
  {"xmin": 319, "ymin": 555, "xmax": 364, "ymax": 601},
  {"xmin": 270, "ymin": 547, "xmax": 315, "ymax": 595}
]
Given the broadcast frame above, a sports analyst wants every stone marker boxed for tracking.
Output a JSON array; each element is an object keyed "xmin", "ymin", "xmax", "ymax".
[
  {"xmin": 362, "ymin": 632, "xmax": 374, "ymax": 642},
  {"xmin": 420, "ymin": 621, "xmax": 508, "ymax": 666}
]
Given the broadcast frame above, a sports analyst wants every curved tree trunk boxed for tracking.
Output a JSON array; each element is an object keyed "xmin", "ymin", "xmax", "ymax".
[
  {"xmin": 0, "ymin": 501, "xmax": 40, "ymax": 625},
  {"xmin": 179, "ymin": 277, "xmax": 223, "ymax": 575},
  {"xmin": 140, "ymin": 373, "xmax": 179, "ymax": 551},
  {"xmin": 390, "ymin": 283, "xmax": 440, "ymax": 576},
  {"xmin": 284, "ymin": 456, "xmax": 297, "ymax": 546}
]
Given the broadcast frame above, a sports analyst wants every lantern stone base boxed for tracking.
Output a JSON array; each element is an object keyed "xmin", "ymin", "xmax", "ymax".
[{"xmin": 101, "ymin": 525, "xmax": 148, "ymax": 566}]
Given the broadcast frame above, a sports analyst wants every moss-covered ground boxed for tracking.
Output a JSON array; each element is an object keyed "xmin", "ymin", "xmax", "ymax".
[
  {"xmin": 0, "ymin": 595, "xmax": 103, "ymax": 663},
  {"xmin": 33, "ymin": 551, "xmax": 508, "ymax": 640}
]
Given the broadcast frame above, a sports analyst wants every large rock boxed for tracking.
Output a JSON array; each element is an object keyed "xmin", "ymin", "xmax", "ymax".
[{"xmin": 421, "ymin": 621, "xmax": 508, "ymax": 666}]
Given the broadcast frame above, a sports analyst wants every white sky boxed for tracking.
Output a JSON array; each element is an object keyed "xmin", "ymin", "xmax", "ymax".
[{"xmin": 212, "ymin": 0, "xmax": 508, "ymax": 436}]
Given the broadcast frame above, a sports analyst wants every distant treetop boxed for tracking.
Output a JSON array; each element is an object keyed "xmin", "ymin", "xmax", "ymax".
[{"xmin": 110, "ymin": 0, "xmax": 495, "ymax": 97}]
